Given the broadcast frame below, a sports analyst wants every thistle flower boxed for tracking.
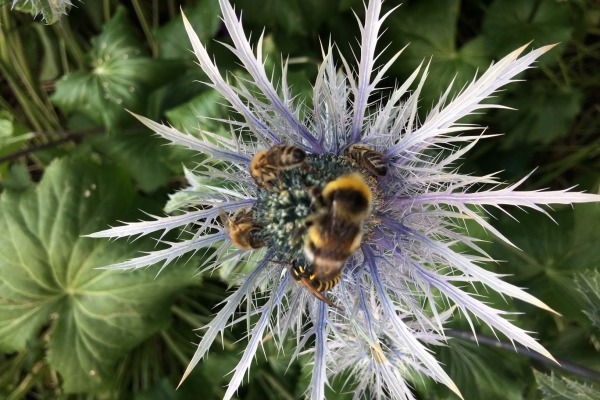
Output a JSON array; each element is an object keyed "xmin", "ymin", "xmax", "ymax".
[{"xmin": 90, "ymin": 0, "xmax": 600, "ymax": 398}]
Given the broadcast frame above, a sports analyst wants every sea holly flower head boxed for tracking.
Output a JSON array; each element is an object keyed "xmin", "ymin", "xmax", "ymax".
[{"xmin": 90, "ymin": 0, "xmax": 600, "ymax": 398}]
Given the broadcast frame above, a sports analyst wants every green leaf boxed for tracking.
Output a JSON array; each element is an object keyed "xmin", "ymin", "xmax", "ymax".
[
  {"xmin": 155, "ymin": 0, "xmax": 222, "ymax": 60},
  {"xmin": 0, "ymin": 111, "xmax": 33, "ymax": 180},
  {"xmin": 0, "ymin": 158, "xmax": 192, "ymax": 392},
  {"xmin": 235, "ymin": 0, "xmax": 336, "ymax": 37},
  {"xmin": 575, "ymin": 270, "xmax": 600, "ymax": 334},
  {"xmin": 436, "ymin": 338, "xmax": 526, "ymax": 400},
  {"xmin": 32, "ymin": 21, "xmax": 61, "ymax": 81},
  {"xmin": 88, "ymin": 128, "xmax": 199, "ymax": 193},
  {"xmin": 497, "ymin": 84, "xmax": 583, "ymax": 147},
  {"xmin": 388, "ymin": 0, "xmax": 458, "ymax": 56},
  {"xmin": 51, "ymin": 6, "xmax": 185, "ymax": 129},
  {"xmin": 2, "ymin": 162, "xmax": 33, "ymax": 191},
  {"xmin": 493, "ymin": 204, "xmax": 600, "ymax": 320},
  {"xmin": 338, "ymin": 0, "xmax": 360, "ymax": 12},
  {"xmin": 482, "ymin": 0, "xmax": 572, "ymax": 60},
  {"xmin": 165, "ymin": 89, "xmax": 230, "ymax": 134},
  {"xmin": 535, "ymin": 370, "xmax": 600, "ymax": 400},
  {"xmin": 145, "ymin": 69, "xmax": 208, "ymax": 118},
  {"xmin": 386, "ymin": 0, "xmax": 491, "ymax": 107}
]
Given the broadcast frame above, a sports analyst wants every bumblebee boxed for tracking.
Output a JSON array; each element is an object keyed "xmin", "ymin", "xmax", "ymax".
[
  {"xmin": 293, "ymin": 172, "xmax": 373, "ymax": 304},
  {"xmin": 344, "ymin": 143, "xmax": 388, "ymax": 176},
  {"xmin": 222, "ymin": 208, "xmax": 264, "ymax": 250},
  {"xmin": 250, "ymin": 144, "xmax": 306, "ymax": 188}
]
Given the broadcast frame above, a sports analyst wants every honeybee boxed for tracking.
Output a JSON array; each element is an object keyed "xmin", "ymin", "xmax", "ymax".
[
  {"xmin": 250, "ymin": 144, "xmax": 307, "ymax": 188},
  {"xmin": 222, "ymin": 208, "xmax": 264, "ymax": 250},
  {"xmin": 293, "ymin": 172, "xmax": 373, "ymax": 304},
  {"xmin": 344, "ymin": 144, "xmax": 388, "ymax": 176}
]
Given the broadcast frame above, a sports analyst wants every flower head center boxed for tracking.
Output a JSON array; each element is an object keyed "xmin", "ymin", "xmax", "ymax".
[{"xmin": 254, "ymin": 152, "xmax": 381, "ymax": 264}]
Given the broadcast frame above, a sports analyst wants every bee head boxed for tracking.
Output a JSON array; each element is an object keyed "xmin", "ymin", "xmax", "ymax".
[
  {"xmin": 322, "ymin": 172, "xmax": 372, "ymax": 221},
  {"xmin": 290, "ymin": 147, "xmax": 306, "ymax": 163}
]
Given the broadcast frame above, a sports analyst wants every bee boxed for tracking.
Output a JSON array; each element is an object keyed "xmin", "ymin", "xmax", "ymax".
[
  {"xmin": 250, "ymin": 144, "xmax": 307, "ymax": 188},
  {"xmin": 293, "ymin": 172, "xmax": 373, "ymax": 304},
  {"xmin": 221, "ymin": 208, "xmax": 264, "ymax": 250},
  {"xmin": 290, "ymin": 261, "xmax": 339, "ymax": 307},
  {"xmin": 344, "ymin": 143, "xmax": 388, "ymax": 176}
]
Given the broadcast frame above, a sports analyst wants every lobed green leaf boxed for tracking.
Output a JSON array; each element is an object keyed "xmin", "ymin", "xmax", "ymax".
[
  {"xmin": 155, "ymin": 0, "xmax": 222, "ymax": 60},
  {"xmin": 385, "ymin": 0, "xmax": 490, "ymax": 107},
  {"xmin": 492, "ymin": 204, "xmax": 600, "ymax": 325},
  {"xmin": 498, "ymin": 84, "xmax": 583, "ymax": 147},
  {"xmin": 535, "ymin": 370, "xmax": 600, "ymax": 400},
  {"xmin": 0, "ymin": 158, "xmax": 192, "ymax": 392},
  {"xmin": 575, "ymin": 270, "xmax": 600, "ymax": 334},
  {"xmin": 482, "ymin": 0, "xmax": 572, "ymax": 59},
  {"xmin": 51, "ymin": 6, "xmax": 185, "ymax": 129}
]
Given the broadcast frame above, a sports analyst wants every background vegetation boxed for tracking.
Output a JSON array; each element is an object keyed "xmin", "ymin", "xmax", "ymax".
[{"xmin": 0, "ymin": 0, "xmax": 599, "ymax": 398}]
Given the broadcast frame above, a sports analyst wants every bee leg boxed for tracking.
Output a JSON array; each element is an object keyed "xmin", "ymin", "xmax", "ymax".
[
  {"xmin": 290, "ymin": 216, "xmax": 312, "ymax": 246},
  {"xmin": 306, "ymin": 185, "xmax": 319, "ymax": 198},
  {"xmin": 290, "ymin": 228, "xmax": 304, "ymax": 247},
  {"xmin": 307, "ymin": 185, "xmax": 326, "ymax": 208},
  {"xmin": 261, "ymin": 179, "xmax": 274, "ymax": 192}
]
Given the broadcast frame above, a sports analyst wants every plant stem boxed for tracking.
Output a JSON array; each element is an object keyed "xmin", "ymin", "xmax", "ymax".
[
  {"xmin": 103, "ymin": 0, "xmax": 111, "ymax": 20},
  {"xmin": 131, "ymin": 0, "xmax": 158, "ymax": 57},
  {"xmin": 55, "ymin": 19, "xmax": 87, "ymax": 69},
  {"xmin": 0, "ymin": 9, "xmax": 61, "ymax": 132},
  {"xmin": 0, "ymin": 128, "xmax": 104, "ymax": 164}
]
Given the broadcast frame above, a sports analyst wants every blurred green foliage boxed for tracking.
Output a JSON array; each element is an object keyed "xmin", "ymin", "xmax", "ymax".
[
  {"xmin": 535, "ymin": 370, "xmax": 600, "ymax": 400},
  {"xmin": 0, "ymin": 0, "xmax": 599, "ymax": 398}
]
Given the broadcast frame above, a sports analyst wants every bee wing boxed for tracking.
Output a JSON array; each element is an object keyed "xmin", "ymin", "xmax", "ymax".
[
  {"xmin": 322, "ymin": 212, "xmax": 354, "ymax": 240},
  {"xmin": 328, "ymin": 199, "xmax": 356, "ymax": 231},
  {"xmin": 218, "ymin": 208, "xmax": 231, "ymax": 226}
]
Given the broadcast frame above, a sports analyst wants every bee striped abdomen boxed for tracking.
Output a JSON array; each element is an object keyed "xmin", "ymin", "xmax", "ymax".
[
  {"xmin": 344, "ymin": 143, "xmax": 388, "ymax": 176},
  {"xmin": 250, "ymin": 151, "xmax": 277, "ymax": 187},
  {"xmin": 313, "ymin": 273, "xmax": 341, "ymax": 291},
  {"xmin": 250, "ymin": 144, "xmax": 306, "ymax": 188},
  {"xmin": 267, "ymin": 145, "xmax": 306, "ymax": 167},
  {"xmin": 291, "ymin": 262, "xmax": 342, "ymax": 296},
  {"xmin": 304, "ymin": 223, "xmax": 361, "ymax": 264}
]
